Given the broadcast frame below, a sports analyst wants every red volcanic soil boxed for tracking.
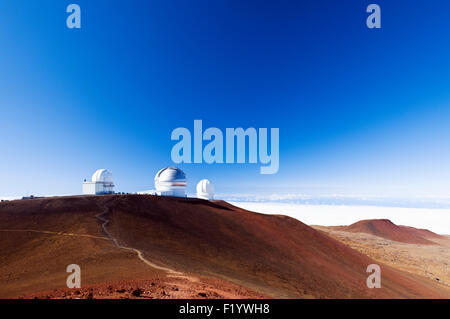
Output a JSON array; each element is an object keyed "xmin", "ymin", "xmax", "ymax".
[
  {"xmin": 0, "ymin": 195, "xmax": 449, "ymax": 299},
  {"xmin": 18, "ymin": 276, "xmax": 268, "ymax": 299},
  {"xmin": 399, "ymin": 225, "xmax": 444, "ymax": 241},
  {"xmin": 331, "ymin": 219, "xmax": 443, "ymax": 245}
]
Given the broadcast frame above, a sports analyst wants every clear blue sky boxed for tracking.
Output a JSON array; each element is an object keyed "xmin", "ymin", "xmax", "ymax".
[{"xmin": 1, "ymin": 0, "xmax": 450, "ymax": 198}]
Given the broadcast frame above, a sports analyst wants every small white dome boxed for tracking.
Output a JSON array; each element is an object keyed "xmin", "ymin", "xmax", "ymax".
[
  {"xmin": 196, "ymin": 179, "xmax": 214, "ymax": 200},
  {"xmin": 92, "ymin": 169, "xmax": 113, "ymax": 183}
]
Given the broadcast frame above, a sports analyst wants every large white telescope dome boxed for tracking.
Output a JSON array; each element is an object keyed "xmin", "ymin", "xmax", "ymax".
[
  {"xmin": 92, "ymin": 169, "xmax": 114, "ymax": 183},
  {"xmin": 154, "ymin": 166, "xmax": 187, "ymax": 197},
  {"xmin": 196, "ymin": 179, "xmax": 214, "ymax": 200},
  {"xmin": 83, "ymin": 169, "xmax": 115, "ymax": 195}
]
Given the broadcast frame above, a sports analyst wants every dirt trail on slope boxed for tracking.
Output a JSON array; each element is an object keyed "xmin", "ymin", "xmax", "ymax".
[
  {"xmin": 0, "ymin": 229, "xmax": 109, "ymax": 240},
  {"xmin": 0, "ymin": 201, "xmax": 192, "ymax": 281},
  {"xmin": 95, "ymin": 202, "xmax": 198, "ymax": 282}
]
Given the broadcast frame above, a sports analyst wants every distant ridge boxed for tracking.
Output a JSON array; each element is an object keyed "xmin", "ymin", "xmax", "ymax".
[{"xmin": 331, "ymin": 219, "xmax": 443, "ymax": 245}]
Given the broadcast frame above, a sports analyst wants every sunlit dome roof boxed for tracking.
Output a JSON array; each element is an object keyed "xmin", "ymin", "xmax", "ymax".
[
  {"xmin": 196, "ymin": 179, "xmax": 214, "ymax": 194},
  {"xmin": 92, "ymin": 169, "xmax": 113, "ymax": 183},
  {"xmin": 196, "ymin": 179, "xmax": 214, "ymax": 200},
  {"xmin": 155, "ymin": 167, "xmax": 187, "ymax": 191}
]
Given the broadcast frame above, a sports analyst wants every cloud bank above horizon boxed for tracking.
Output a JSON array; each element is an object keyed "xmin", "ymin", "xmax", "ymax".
[{"xmin": 231, "ymin": 201, "xmax": 450, "ymax": 235}]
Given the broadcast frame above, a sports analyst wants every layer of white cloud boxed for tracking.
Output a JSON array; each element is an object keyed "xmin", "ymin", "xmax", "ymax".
[
  {"xmin": 230, "ymin": 202, "xmax": 450, "ymax": 235},
  {"xmin": 218, "ymin": 193, "xmax": 450, "ymax": 209}
]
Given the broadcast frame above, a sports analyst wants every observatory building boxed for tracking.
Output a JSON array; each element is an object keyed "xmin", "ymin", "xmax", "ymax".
[
  {"xmin": 82, "ymin": 169, "xmax": 115, "ymax": 195},
  {"xmin": 196, "ymin": 179, "xmax": 214, "ymax": 200},
  {"xmin": 154, "ymin": 166, "xmax": 187, "ymax": 197},
  {"xmin": 139, "ymin": 166, "xmax": 187, "ymax": 197}
]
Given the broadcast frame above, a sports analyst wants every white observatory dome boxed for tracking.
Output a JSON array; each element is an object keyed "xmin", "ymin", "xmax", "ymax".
[
  {"xmin": 154, "ymin": 166, "xmax": 187, "ymax": 197},
  {"xmin": 92, "ymin": 169, "xmax": 113, "ymax": 183},
  {"xmin": 196, "ymin": 179, "xmax": 214, "ymax": 200},
  {"xmin": 83, "ymin": 169, "xmax": 115, "ymax": 195}
]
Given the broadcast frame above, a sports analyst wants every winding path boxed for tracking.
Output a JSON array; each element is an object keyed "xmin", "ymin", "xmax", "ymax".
[
  {"xmin": 95, "ymin": 203, "xmax": 191, "ymax": 279},
  {"xmin": 0, "ymin": 229, "xmax": 109, "ymax": 240},
  {"xmin": 1, "ymin": 202, "xmax": 195, "ymax": 281}
]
